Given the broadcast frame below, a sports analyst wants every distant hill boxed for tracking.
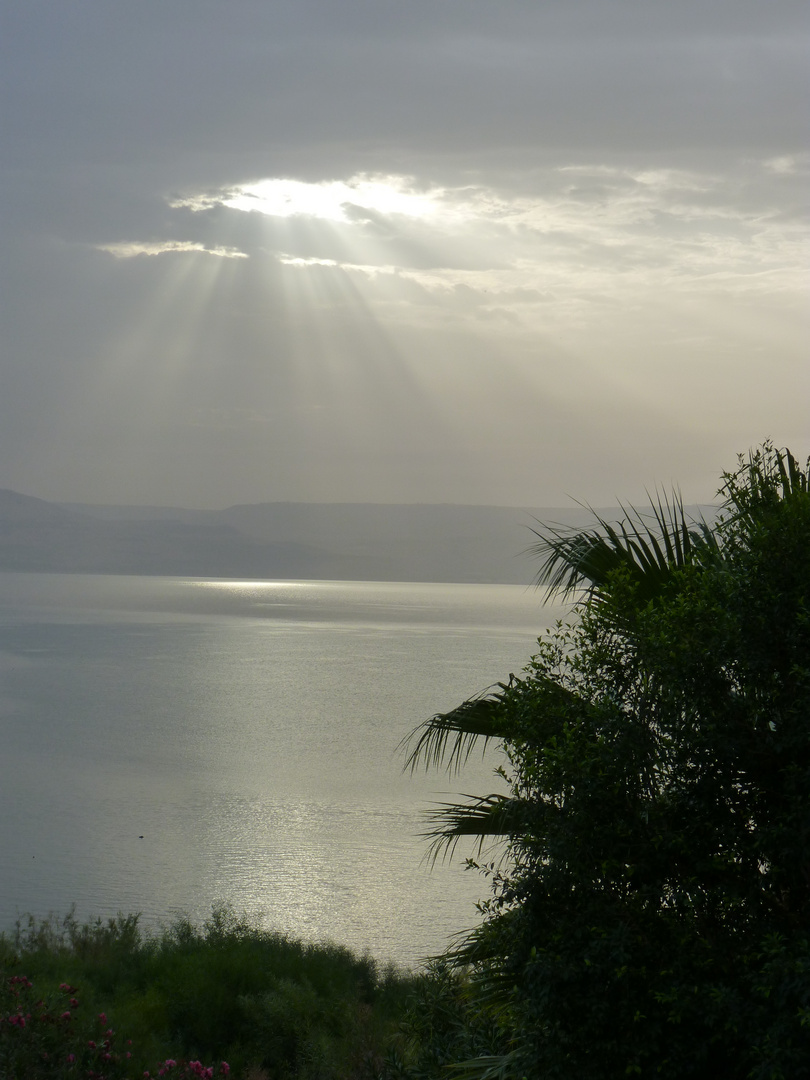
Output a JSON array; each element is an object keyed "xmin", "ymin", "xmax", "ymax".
[
  {"xmin": 0, "ymin": 489, "xmax": 717, "ymax": 584},
  {"xmin": 0, "ymin": 489, "xmax": 331, "ymax": 579}
]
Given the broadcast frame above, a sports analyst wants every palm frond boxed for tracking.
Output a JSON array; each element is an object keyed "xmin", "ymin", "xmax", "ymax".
[
  {"xmin": 447, "ymin": 1050, "xmax": 527, "ymax": 1080},
  {"xmin": 401, "ymin": 682, "xmax": 514, "ymax": 776},
  {"xmin": 422, "ymin": 793, "xmax": 532, "ymax": 865},
  {"xmin": 528, "ymin": 490, "xmax": 718, "ymax": 605}
]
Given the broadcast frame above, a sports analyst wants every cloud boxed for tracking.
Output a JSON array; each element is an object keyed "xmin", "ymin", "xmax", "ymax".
[
  {"xmin": 97, "ymin": 241, "xmax": 248, "ymax": 259},
  {"xmin": 0, "ymin": 1, "xmax": 807, "ymax": 508},
  {"xmin": 221, "ymin": 176, "xmax": 443, "ymax": 223},
  {"xmin": 165, "ymin": 164, "xmax": 805, "ymax": 310}
]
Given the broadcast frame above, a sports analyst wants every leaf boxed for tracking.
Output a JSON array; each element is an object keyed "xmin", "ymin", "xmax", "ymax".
[{"xmin": 400, "ymin": 683, "xmax": 514, "ymax": 775}]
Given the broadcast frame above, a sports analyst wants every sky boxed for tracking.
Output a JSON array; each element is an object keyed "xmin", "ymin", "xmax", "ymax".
[{"xmin": 1, "ymin": 0, "xmax": 807, "ymax": 510}]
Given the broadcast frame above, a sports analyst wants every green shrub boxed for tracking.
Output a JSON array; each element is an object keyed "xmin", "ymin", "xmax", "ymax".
[{"xmin": 0, "ymin": 905, "xmax": 420, "ymax": 1079}]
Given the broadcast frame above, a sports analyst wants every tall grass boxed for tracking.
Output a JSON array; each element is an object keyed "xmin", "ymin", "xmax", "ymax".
[{"xmin": 0, "ymin": 905, "xmax": 419, "ymax": 1079}]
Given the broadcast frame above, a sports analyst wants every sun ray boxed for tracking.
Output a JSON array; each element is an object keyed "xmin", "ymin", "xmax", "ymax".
[
  {"xmin": 87, "ymin": 247, "xmax": 244, "ymax": 426},
  {"xmin": 70, "ymin": 161, "xmax": 806, "ymax": 503}
]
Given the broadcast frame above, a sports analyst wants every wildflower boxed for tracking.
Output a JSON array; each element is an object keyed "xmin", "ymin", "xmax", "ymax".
[
  {"xmin": 98, "ymin": 1012, "xmax": 107, "ymax": 1023},
  {"xmin": 220, "ymin": 1065, "xmax": 230, "ymax": 1076},
  {"xmin": 70, "ymin": 997, "xmax": 79, "ymax": 1007},
  {"xmin": 61, "ymin": 1010, "xmax": 72, "ymax": 1020},
  {"xmin": 88, "ymin": 1040, "xmax": 96, "ymax": 1049},
  {"xmin": 68, "ymin": 1052, "xmax": 76, "ymax": 1063}
]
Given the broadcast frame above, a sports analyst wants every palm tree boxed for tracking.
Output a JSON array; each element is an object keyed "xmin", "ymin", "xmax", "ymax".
[
  {"xmin": 402, "ymin": 489, "xmax": 718, "ymax": 860},
  {"xmin": 402, "ymin": 444, "xmax": 810, "ymax": 1079},
  {"xmin": 406, "ymin": 444, "xmax": 810, "ymax": 864}
]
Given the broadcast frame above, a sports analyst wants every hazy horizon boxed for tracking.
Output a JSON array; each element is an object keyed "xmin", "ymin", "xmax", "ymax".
[
  {"xmin": 11, "ymin": 485, "xmax": 721, "ymax": 516},
  {"xmin": 2, "ymin": 2, "xmax": 807, "ymax": 511}
]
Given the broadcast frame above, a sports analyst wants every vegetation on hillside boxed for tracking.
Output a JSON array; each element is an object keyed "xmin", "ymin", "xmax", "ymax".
[{"xmin": 0, "ymin": 906, "xmax": 416, "ymax": 1079}]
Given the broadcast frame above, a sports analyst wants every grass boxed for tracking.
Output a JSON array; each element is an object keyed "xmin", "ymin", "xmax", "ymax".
[{"xmin": 0, "ymin": 905, "xmax": 423, "ymax": 1080}]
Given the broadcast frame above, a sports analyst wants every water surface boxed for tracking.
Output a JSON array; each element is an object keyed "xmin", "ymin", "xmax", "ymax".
[{"xmin": 0, "ymin": 574, "xmax": 565, "ymax": 964}]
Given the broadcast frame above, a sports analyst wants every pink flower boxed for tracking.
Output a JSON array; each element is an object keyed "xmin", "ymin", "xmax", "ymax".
[
  {"xmin": 98, "ymin": 1012, "xmax": 107, "ymax": 1024},
  {"xmin": 68, "ymin": 1053, "xmax": 76, "ymax": 1063},
  {"xmin": 61, "ymin": 1010, "xmax": 72, "ymax": 1020},
  {"xmin": 220, "ymin": 1066, "xmax": 230, "ymax": 1076},
  {"xmin": 88, "ymin": 1040, "xmax": 96, "ymax": 1049},
  {"xmin": 70, "ymin": 997, "xmax": 79, "ymax": 1007}
]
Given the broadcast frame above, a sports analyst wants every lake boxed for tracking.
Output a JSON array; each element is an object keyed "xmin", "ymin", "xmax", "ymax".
[{"xmin": 0, "ymin": 573, "xmax": 566, "ymax": 966}]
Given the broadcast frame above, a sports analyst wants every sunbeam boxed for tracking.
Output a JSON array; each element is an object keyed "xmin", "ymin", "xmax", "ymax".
[{"xmin": 34, "ymin": 156, "xmax": 805, "ymax": 506}]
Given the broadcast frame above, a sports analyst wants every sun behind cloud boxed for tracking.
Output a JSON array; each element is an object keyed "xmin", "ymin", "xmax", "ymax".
[{"xmin": 177, "ymin": 174, "xmax": 443, "ymax": 224}]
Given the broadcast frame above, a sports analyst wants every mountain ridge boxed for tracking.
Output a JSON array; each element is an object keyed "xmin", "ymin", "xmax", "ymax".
[{"xmin": 0, "ymin": 489, "xmax": 717, "ymax": 584}]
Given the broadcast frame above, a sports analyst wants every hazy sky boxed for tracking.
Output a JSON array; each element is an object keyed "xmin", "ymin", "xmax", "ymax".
[{"xmin": 1, "ymin": 1, "xmax": 807, "ymax": 509}]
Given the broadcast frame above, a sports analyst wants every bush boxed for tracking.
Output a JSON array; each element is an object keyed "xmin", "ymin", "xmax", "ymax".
[{"xmin": 0, "ymin": 905, "xmax": 419, "ymax": 1079}]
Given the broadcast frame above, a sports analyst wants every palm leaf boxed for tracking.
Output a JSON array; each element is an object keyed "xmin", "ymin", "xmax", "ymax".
[
  {"xmin": 421, "ymin": 793, "xmax": 535, "ymax": 864},
  {"xmin": 446, "ymin": 1050, "xmax": 527, "ymax": 1080},
  {"xmin": 401, "ymin": 682, "xmax": 514, "ymax": 776},
  {"xmin": 528, "ymin": 490, "xmax": 718, "ymax": 606}
]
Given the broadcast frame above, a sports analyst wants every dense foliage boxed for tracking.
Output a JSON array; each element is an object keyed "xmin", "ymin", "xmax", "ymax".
[
  {"xmin": 406, "ymin": 444, "xmax": 810, "ymax": 1078},
  {"xmin": 0, "ymin": 906, "xmax": 417, "ymax": 1079}
]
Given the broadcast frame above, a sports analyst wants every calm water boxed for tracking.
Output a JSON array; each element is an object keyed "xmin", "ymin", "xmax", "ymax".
[{"xmin": 0, "ymin": 574, "xmax": 563, "ymax": 965}]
